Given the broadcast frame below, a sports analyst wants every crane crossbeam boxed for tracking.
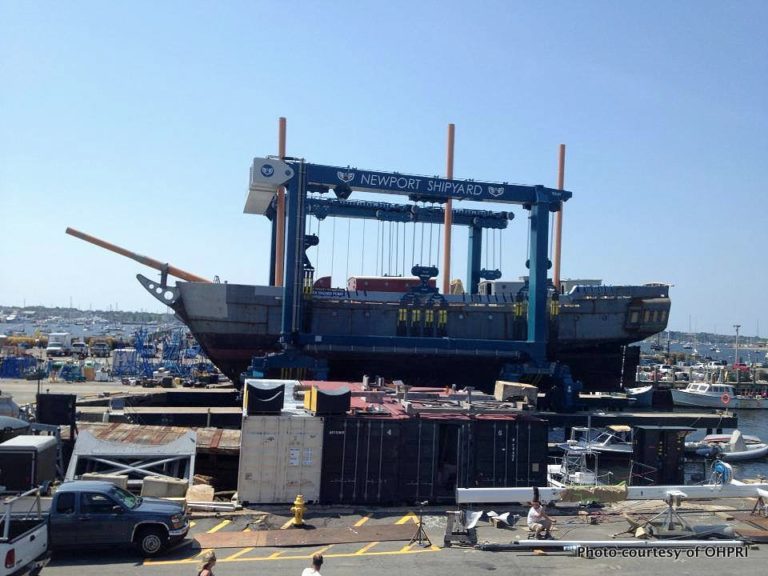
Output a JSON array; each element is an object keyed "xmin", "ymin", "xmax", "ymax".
[{"xmin": 301, "ymin": 198, "xmax": 513, "ymax": 229}]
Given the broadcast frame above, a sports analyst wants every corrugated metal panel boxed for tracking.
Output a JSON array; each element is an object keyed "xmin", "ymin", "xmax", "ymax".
[
  {"xmin": 320, "ymin": 417, "xmax": 400, "ymax": 504},
  {"xmin": 65, "ymin": 422, "xmax": 241, "ymax": 454},
  {"xmin": 398, "ymin": 419, "xmax": 438, "ymax": 502},
  {"xmin": 238, "ymin": 415, "xmax": 324, "ymax": 504},
  {"xmin": 467, "ymin": 419, "xmax": 547, "ymax": 488},
  {"xmin": 321, "ymin": 416, "xmax": 547, "ymax": 505}
]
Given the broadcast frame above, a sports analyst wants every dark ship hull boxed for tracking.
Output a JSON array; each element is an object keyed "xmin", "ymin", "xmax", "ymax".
[{"xmin": 141, "ymin": 276, "xmax": 669, "ymax": 390}]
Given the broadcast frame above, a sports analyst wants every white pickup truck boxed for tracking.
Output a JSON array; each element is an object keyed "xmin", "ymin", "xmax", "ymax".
[{"xmin": 0, "ymin": 489, "xmax": 49, "ymax": 576}]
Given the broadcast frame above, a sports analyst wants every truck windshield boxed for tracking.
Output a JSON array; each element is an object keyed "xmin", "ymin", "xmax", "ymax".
[{"xmin": 110, "ymin": 485, "xmax": 141, "ymax": 509}]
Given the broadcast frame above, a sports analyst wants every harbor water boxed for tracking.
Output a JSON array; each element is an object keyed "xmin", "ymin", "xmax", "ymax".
[
  {"xmin": 685, "ymin": 408, "xmax": 768, "ymax": 481},
  {"xmin": 641, "ymin": 341, "xmax": 768, "ymax": 366}
]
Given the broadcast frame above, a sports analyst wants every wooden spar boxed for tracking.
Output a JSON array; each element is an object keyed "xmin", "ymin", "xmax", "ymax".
[
  {"xmin": 442, "ymin": 123, "xmax": 455, "ymax": 294},
  {"xmin": 274, "ymin": 117, "xmax": 287, "ymax": 287},
  {"xmin": 552, "ymin": 144, "xmax": 566, "ymax": 290},
  {"xmin": 457, "ymin": 481, "xmax": 768, "ymax": 504},
  {"xmin": 65, "ymin": 227, "xmax": 212, "ymax": 283}
]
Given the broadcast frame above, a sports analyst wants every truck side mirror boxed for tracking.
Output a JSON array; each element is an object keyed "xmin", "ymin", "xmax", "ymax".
[{"xmin": 112, "ymin": 505, "xmax": 124, "ymax": 514}]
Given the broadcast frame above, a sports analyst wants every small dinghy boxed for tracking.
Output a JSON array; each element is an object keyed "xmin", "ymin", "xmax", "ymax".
[{"xmin": 685, "ymin": 430, "xmax": 768, "ymax": 461}]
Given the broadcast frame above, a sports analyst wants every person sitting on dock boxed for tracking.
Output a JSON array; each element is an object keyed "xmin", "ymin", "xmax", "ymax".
[{"xmin": 527, "ymin": 500, "xmax": 555, "ymax": 539}]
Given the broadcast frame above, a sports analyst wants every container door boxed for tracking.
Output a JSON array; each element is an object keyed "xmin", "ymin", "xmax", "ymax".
[
  {"xmin": 320, "ymin": 417, "xmax": 356, "ymax": 504},
  {"xmin": 511, "ymin": 420, "xmax": 547, "ymax": 487},
  {"xmin": 354, "ymin": 420, "xmax": 400, "ymax": 504},
  {"xmin": 435, "ymin": 422, "xmax": 461, "ymax": 502},
  {"xmin": 398, "ymin": 420, "xmax": 438, "ymax": 503},
  {"xmin": 469, "ymin": 420, "xmax": 516, "ymax": 487},
  {"xmin": 320, "ymin": 418, "xmax": 400, "ymax": 504},
  {"xmin": 238, "ymin": 416, "xmax": 281, "ymax": 504},
  {"xmin": 0, "ymin": 452, "xmax": 34, "ymax": 492},
  {"xmin": 281, "ymin": 417, "xmax": 324, "ymax": 503}
]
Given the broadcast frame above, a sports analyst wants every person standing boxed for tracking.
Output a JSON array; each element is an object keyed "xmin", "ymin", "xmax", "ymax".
[{"xmin": 302, "ymin": 553, "xmax": 323, "ymax": 576}]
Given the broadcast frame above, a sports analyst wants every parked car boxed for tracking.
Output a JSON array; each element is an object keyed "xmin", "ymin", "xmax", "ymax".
[
  {"xmin": 45, "ymin": 343, "xmax": 66, "ymax": 357},
  {"xmin": 90, "ymin": 341, "xmax": 111, "ymax": 358},
  {"xmin": 71, "ymin": 342, "xmax": 89, "ymax": 357},
  {"xmin": 48, "ymin": 480, "xmax": 189, "ymax": 556},
  {"xmin": 0, "ymin": 488, "xmax": 49, "ymax": 576}
]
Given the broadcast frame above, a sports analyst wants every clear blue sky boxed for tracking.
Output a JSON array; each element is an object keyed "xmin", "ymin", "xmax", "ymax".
[{"xmin": 1, "ymin": 1, "xmax": 766, "ymax": 336}]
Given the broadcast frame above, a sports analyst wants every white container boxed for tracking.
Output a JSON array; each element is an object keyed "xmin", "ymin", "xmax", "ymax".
[
  {"xmin": 141, "ymin": 475, "xmax": 188, "ymax": 498},
  {"xmin": 238, "ymin": 414, "xmax": 323, "ymax": 504},
  {"xmin": 81, "ymin": 473, "xmax": 129, "ymax": 489},
  {"xmin": 111, "ymin": 348, "xmax": 137, "ymax": 371}
]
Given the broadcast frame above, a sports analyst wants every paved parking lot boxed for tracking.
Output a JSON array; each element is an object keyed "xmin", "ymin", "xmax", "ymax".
[
  {"xmin": 146, "ymin": 509, "xmax": 441, "ymax": 567},
  {"xmin": 41, "ymin": 503, "xmax": 768, "ymax": 576}
]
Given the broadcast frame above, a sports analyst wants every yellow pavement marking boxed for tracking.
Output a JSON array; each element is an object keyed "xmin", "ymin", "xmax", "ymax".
[
  {"xmin": 280, "ymin": 518, "xmax": 295, "ymax": 529},
  {"xmin": 355, "ymin": 541, "xmax": 379, "ymax": 555},
  {"xmin": 189, "ymin": 521, "xmax": 197, "ymax": 528},
  {"xmin": 223, "ymin": 527, "xmax": 254, "ymax": 561},
  {"xmin": 146, "ymin": 545, "xmax": 439, "ymax": 565},
  {"xmin": 353, "ymin": 513, "xmax": 372, "ymax": 527},
  {"xmin": 190, "ymin": 518, "xmax": 231, "ymax": 559},
  {"xmin": 145, "ymin": 515, "xmax": 441, "ymax": 567},
  {"xmin": 225, "ymin": 547, "xmax": 255, "ymax": 561},
  {"xmin": 307, "ymin": 545, "xmax": 333, "ymax": 558},
  {"xmin": 208, "ymin": 519, "xmax": 232, "ymax": 533},
  {"xmin": 395, "ymin": 511, "xmax": 417, "ymax": 525}
]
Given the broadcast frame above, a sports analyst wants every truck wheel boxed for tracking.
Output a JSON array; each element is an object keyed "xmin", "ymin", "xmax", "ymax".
[{"xmin": 136, "ymin": 527, "xmax": 167, "ymax": 556}]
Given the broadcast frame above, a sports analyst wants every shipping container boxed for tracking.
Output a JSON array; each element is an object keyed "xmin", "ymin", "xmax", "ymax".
[
  {"xmin": 321, "ymin": 417, "xmax": 401, "ymax": 504},
  {"xmin": 321, "ymin": 415, "xmax": 548, "ymax": 505},
  {"xmin": 238, "ymin": 414, "xmax": 324, "ymax": 504},
  {"xmin": 397, "ymin": 419, "xmax": 472, "ymax": 504},
  {"xmin": 465, "ymin": 418, "xmax": 547, "ymax": 488},
  {"xmin": 347, "ymin": 276, "xmax": 437, "ymax": 292}
]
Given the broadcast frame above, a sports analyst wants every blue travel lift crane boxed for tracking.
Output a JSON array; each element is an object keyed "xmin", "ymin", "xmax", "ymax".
[
  {"xmin": 244, "ymin": 157, "xmax": 582, "ymax": 409},
  {"xmin": 266, "ymin": 197, "xmax": 511, "ymax": 293}
]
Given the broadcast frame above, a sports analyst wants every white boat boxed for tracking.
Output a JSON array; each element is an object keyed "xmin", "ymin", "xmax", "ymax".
[
  {"xmin": 685, "ymin": 430, "xmax": 768, "ymax": 462},
  {"xmin": 671, "ymin": 382, "xmax": 768, "ymax": 409},
  {"xmin": 556, "ymin": 425, "xmax": 633, "ymax": 455},
  {"xmin": 547, "ymin": 449, "xmax": 611, "ymax": 487},
  {"xmin": 625, "ymin": 384, "xmax": 653, "ymax": 407}
]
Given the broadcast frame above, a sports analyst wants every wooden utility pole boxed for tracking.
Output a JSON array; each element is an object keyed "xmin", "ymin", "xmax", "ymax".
[
  {"xmin": 442, "ymin": 124, "xmax": 455, "ymax": 294},
  {"xmin": 275, "ymin": 117, "xmax": 287, "ymax": 286},
  {"xmin": 553, "ymin": 144, "xmax": 566, "ymax": 290}
]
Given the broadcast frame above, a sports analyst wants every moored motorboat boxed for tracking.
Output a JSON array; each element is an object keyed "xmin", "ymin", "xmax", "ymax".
[
  {"xmin": 547, "ymin": 448, "xmax": 610, "ymax": 487},
  {"xmin": 671, "ymin": 382, "xmax": 768, "ymax": 409},
  {"xmin": 556, "ymin": 425, "xmax": 633, "ymax": 456},
  {"xmin": 625, "ymin": 384, "xmax": 653, "ymax": 408}
]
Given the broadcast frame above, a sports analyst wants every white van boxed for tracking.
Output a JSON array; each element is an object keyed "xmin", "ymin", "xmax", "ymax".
[{"xmin": 71, "ymin": 341, "xmax": 89, "ymax": 357}]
